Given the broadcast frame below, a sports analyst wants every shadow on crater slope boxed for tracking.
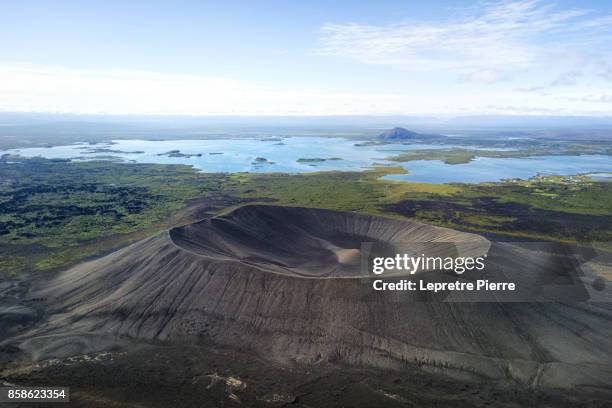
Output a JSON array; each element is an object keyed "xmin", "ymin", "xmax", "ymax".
[
  {"xmin": 169, "ymin": 204, "xmax": 489, "ymax": 277},
  {"xmin": 11, "ymin": 205, "xmax": 612, "ymax": 395}
]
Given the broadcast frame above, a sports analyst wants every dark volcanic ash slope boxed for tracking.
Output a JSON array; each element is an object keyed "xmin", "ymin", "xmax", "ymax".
[
  {"xmin": 15, "ymin": 205, "xmax": 612, "ymax": 392},
  {"xmin": 169, "ymin": 204, "xmax": 488, "ymax": 277}
]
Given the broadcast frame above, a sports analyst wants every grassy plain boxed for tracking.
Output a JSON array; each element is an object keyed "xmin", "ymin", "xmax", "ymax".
[
  {"xmin": 0, "ymin": 157, "xmax": 244, "ymax": 275},
  {"xmin": 238, "ymin": 170, "xmax": 612, "ymax": 243},
  {"xmin": 1, "ymin": 155, "xmax": 610, "ymax": 276},
  {"xmin": 387, "ymin": 144, "xmax": 612, "ymax": 164}
]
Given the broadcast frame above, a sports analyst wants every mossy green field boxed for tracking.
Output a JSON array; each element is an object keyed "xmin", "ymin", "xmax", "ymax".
[{"xmin": 1, "ymin": 156, "xmax": 610, "ymax": 276}]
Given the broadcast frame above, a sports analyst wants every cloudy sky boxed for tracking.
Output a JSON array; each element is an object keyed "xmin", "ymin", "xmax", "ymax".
[{"xmin": 1, "ymin": 0, "xmax": 611, "ymax": 116}]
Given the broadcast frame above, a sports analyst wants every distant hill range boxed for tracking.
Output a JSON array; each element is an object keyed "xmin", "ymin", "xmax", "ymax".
[{"xmin": 378, "ymin": 127, "xmax": 441, "ymax": 141}]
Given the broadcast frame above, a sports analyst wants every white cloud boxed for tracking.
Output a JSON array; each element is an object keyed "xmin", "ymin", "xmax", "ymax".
[
  {"xmin": 317, "ymin": 0, "xmax": 612, "ymax": 73},
  {"xmin": 0, "ymin": 64, "xmax": 459, "ymax": 115},
  {"xmin": 550, "ymin": 71, "xmax": 581, "ymax": 87},
  {"xmin": 516, "ymin": 86, "xmax": 548, "ymax": 94},
  {"xmin": 580, "ymin": 94, "xmax": 612, "ymax": 104},
  {"xmin": 2, "ymin": 63, "xmax": 612, "ymax": 116},
  {"xmin": 459, "ymin": 69, "xmax": 505, "ymax": 84},
  {"xmin": 599, "ymin": 65, "xmax": 612, "ymax": 81}
]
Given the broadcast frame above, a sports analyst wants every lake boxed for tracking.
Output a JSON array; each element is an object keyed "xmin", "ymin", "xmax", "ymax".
[
  {"xmin": 3, "ymin": 137, "xmax": 611, "ymax": 184},
  {"xmin": 382, "ymin": 155, "xmax": 612, "ymax": 183}
]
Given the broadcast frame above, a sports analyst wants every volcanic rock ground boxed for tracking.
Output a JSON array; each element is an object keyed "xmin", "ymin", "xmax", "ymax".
[{"xmin": 2, "ymin": 205, "xmax": 612, "ymax": 407}]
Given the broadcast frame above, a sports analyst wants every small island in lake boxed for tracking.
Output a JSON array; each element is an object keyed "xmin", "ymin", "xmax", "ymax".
[
  {"xmin": 157, "ymin": 150, "xmax": 203, "ymax": 158},
  {"xmin": 252, "ymin": 157, "xmax": 275, "ymax": 165},
  {"xmin": 297, "ymin": 157, "xmax": 343, "ymax": 163},
  {"xmin": 80, "ymin": 148, "xmax": 145, "ymax": 154}
]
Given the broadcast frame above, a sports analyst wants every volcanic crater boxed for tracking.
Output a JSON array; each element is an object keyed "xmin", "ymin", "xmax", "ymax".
[
  {"xmin": 13, "ymin": 205, "xmax": 612, "ymax": 393},
  {"xmin": 168, "ymin": 205, "xmax": 489, "ymax": 277}
]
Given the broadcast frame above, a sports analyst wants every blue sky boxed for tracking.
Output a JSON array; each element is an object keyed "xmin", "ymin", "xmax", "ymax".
[{"xmin": 1, "ymin": 0, "xmax": 611, "ymax": 115}]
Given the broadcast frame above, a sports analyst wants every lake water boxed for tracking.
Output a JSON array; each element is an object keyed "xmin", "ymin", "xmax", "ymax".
[
  {"xmin": 382, "ymin": 155, "xmax": 612, "ymax": 183},
  {"xmin": 589, "ymin": 173, "xmax": 612, "ymax": 182},
  {"xmin": 3, "ymin": 137, "xmax": 611, "ymax": 184}
]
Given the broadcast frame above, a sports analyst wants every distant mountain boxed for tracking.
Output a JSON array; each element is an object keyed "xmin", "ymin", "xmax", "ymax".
[{"xmin": 378, "ymin": 127, "xmax": 421, "ymax": 140}]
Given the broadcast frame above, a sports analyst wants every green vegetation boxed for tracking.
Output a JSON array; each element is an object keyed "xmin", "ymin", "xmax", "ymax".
[
  {"xmin": 0, "ymin": 156, "xmax": 243, "ymax": 275},
  {"xmin": 381, "ymin": 175, "xmax": 612, "ymax": 243},
  {"xmin": 387, "ymin": 144, "xmax": 612, "ymax": 164},
  {"xmin": 387, "ymin": 148, "xmax": 535, "ymax": 164},
  {"xmin": 239, "ymin": 170, "xmax": 612, "ymax": 243},
  {"xmin": 237, "ymin": 167, "xmax": 457, "ymax": 214},
  {"xmin": 2, "ymin": 155, "xmax": 610, "ymax": 276}
]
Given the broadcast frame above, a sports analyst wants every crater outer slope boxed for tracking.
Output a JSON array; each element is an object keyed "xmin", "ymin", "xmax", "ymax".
[
  {"xmin": 17, "ymin": 205, "xmax": 612, "ymax": 392},
  {"xmin": 169, "ymin": 205, "xmax": 489, "ymax": 277}
]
